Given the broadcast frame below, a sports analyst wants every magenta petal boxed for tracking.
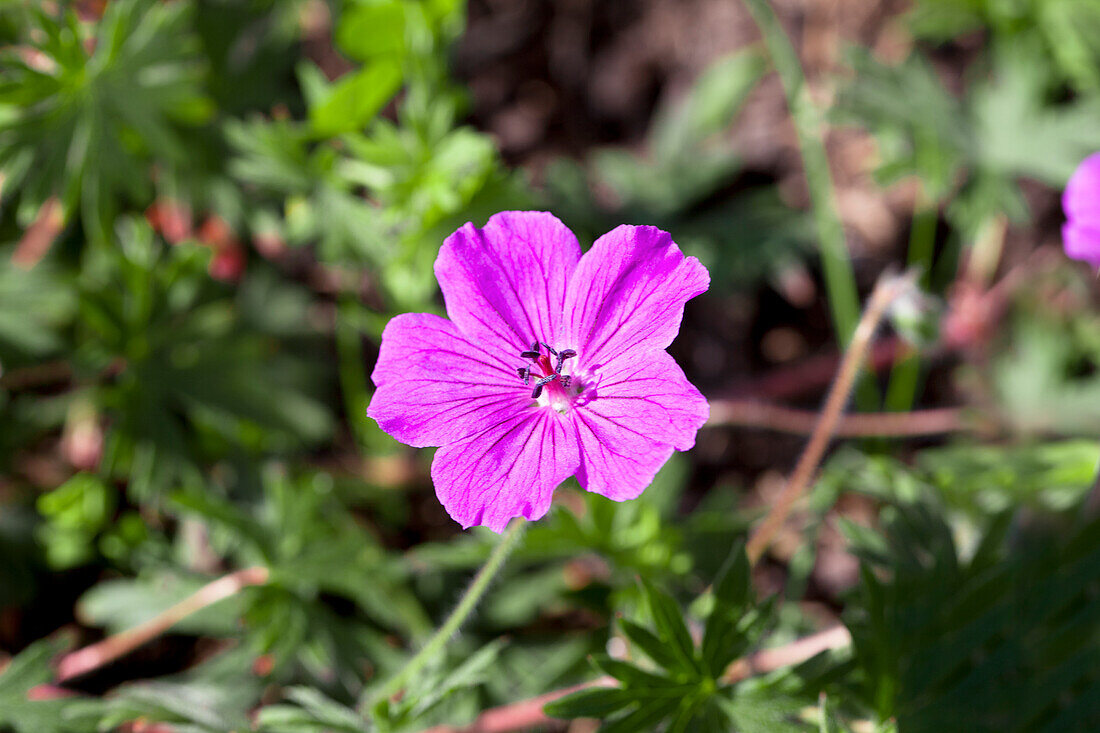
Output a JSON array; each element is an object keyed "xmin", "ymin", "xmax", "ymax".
[
  {"xmin": 569, "ymin": 350, "xmax": 707, "ymax": 501},
  {"xmin": 432, "ymin": 409, "xmax": 580, "ymax": 533},
  {"xmin": 368, "ymin": 313, "xmax": 531, "ymax": 448},
  {"xmin": 571, "ymin": 409, "xmax": 676, "ymax": 503},
  {"xmin": 563, "ymin": 225, "xmax": 709, "ymax": 369},
  {"xmin": 1063, "ymin": 153, "xmax": 1100, "ymax": 266},
  {"xmin": 581, "ymin": 350, "xmax": 709, "ymax": 450},
  {"xmin": 435, "ymin": 211, "xmax": 582, "ymax": 363},
  {"xmin": 1063, "ymin": 221, "xmax": 1100, "ymax": 267},
  {"xmin": 1064, "ymin": 152, "xmax": 1100, "ymax": 229}
]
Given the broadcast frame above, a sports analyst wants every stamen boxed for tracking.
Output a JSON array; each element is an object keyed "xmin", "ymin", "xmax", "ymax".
[
  {"xmin": 554, "ymin": 348, "xmax": 577, "ymax": 374},
  {"xmin": 531, "ymin": 373, "xmax": 558, "ymax": 399},
  {"xmin": 516, "ymin": 342, "xmax": 578, "ymax": 403}
]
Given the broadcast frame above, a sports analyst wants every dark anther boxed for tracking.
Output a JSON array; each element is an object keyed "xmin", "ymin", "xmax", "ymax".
[
  {"xmin": 520, "ymin": 341, "xmax": 540, "ymax": 359},
  {"xmin": 517, "ymin": 342, "xmax": 577, "ymax": 398},
  {"xmin": 554, "ymin": 348, "xmax": 577, "ymax": 374},
  {"xmin": 531, "ymin": 373, "xmax": 558, "ymax": 399}
]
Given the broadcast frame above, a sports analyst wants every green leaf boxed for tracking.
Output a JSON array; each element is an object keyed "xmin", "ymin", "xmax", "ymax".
[
  {"xmin": 717, "ymin": 687, "xmax": 808, "ymax": 732},
  {"xmin": 835, "ymin": 47, "xmax": 966, "ymax": 200},
  {"xmin": 401, "ymin": 639, "xmax": 507, "ymax": 720},
  {"xmin": 257, "ymin": 687, "xmax": 368, "ymax": 733},
  {"xmin": 712, "ymin": 541, "xmax": 751, "ymax": 611},
  {"xmin": 701, "ymin": 542, "xmax": 752, "ymax": 676},
  {"xmin": 0, "ymin": 636, "xmax": 94, "ymax": 733},
  {"xmin": 640, "ymin": 579, "xmax": 700, "ymax": 675},
  {"xmin": 619, "ymin": 618, "xmax": 682, "ymax": 671},
  {"xmin": 89, "ymin": 679, "xmax": 256, "ymax": 732},
  {"xmin": 818, "ymin": 693, "xmax": 846, "ymax": 733},
  {"xmin": 0, "ymin": 260, "xmax": 73, "ymax": 362},
  {"xmin": 599, "ymin": 695, "xmax": 682, "ymax": 733},
  {"xmin": 309, "ymin": 62, "xmax": 404, "ymax": 137},
  {"xmin": 336, "ymin": 0, "xmax": 408, "ymax": 63},
  {"xmin": 35, "ymin": 472, "xmax": 115, "ymax": 569},
  {"xmin": 970, "ymin": 45, "xmax": 1100, "ymax": 186},
  {"xmin": 543, "ymin": 687, "xmax": 638, "ymax": 720},
  {"xmin": 591, "ymin": 655, "xmax": 674, "ymax": 689}
]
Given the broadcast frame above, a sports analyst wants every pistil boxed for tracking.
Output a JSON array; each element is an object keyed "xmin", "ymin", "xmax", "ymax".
[{"xmin": 516, "ymin": 342, "xmax": 576, "ymax": 409}]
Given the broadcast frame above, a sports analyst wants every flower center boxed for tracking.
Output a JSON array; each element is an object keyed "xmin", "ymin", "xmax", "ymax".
[{"xmin": 516, "ymin": 342, "xmax": 577, "ymax": 411}]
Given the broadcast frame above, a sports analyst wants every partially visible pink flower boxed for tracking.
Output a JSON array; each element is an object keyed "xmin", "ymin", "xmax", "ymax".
[
  {"xmin": 208, "ymin": 247, "xmax": 246, "ymax": 282},
  {"xmin": 145, "ymin": 198, "xmax": 192, "ymax": 245},
  {"xmin": 1063, "ymin": 152, "xmax": 1100, "ymax": 267},
  {"xmin": 368, "ymin": 211, "xmax": 709, "ymax": 532},
  {"xmin": 197, "ymin": 215, "xmax": 246, "ymax": 282}
]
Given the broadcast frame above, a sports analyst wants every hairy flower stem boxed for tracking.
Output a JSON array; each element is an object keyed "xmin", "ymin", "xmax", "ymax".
[
  {"xmin": 746, "ymin": 273, "xmax": 914, "ymax": 566},
  {"xmin": 368, "ymin": 519, "xmax": 527, "ymax": 709}
]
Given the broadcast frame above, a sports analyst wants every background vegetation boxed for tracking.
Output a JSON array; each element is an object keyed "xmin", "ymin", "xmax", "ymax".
[{"xmin": 2, "ymin": 0, "xmax": 1100, "ymax": 731}]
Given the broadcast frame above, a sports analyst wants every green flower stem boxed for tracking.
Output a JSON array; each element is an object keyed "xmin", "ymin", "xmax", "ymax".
[
  {"xmin": 368, "ymin": 519, "xmax": 527, "ymax": 707},
  {"xmin": 741, "ymin": 0, "xmax": 860, "ymax": 347},
  {"xmin": 885, "ymin": 192, "xmax": 938, "ymax": 413}
]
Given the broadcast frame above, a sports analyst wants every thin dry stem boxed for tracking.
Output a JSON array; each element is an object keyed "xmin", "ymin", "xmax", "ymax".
[
  {"xmin": 722, "ymin": 624, "xmax": 852, "ymax": 683},
  {"xmin": 13, "ymin": 196, "xmax": 63, "ymax": 269},
  {"xmin": 707, "ymin": 401, "xmax": 964, "ymax": 437},
  {"xmin": 745, "ymin": 273, "xmax": 914, "ymax": 566},
  {"xmin": 56, "ymin": 566, "xmax": 269, "ymax": 682}
]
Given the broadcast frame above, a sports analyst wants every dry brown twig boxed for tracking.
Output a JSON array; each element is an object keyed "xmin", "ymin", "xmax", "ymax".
[
  {"xmin": 55, "ymin": 566, "xmax": 270, "ymax": 682},
  {"xmin": 13, "ymin": 196, "xmax": 64, "ymax": 269},
  {"xmin": 707, "ymin": 400, "xmax": 964, "ymax": 437},
  {"xmin": 745, "ymin": 271, "xmax": 914, "ymax": 565}
]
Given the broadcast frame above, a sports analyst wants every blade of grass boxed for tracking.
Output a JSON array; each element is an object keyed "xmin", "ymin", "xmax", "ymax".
[
  {"xmin": 740, "ymin": 0, "xmax": 879, "ymax": 409},
  {"xmin": 739, "ymin": 0, "xmax": 860, "ymax": 346},
  {"xmin": 336, "ymin": 296, "xmax": 371, "ymax": 451}
]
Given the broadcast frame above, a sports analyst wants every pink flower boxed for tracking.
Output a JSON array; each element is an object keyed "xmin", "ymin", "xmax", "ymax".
[
  {"xmin": 1063, "ymin": 152, "xmax": 1100, "ymax": 267},
  {"xmin": 368, "ymin": 211, "xmax": 710, "ymax": 532}
]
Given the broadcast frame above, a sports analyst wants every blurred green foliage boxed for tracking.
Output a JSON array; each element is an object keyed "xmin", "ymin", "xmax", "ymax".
[
  {"xmin": 837, "ymin": 44, "xmax": 1100, "ymax": 239},
  {"xmin": 0, "ymin": 1, "xmax": 1098, "ymax": 732},
  {"xmin": 547, "ymin": 48, "xmax": 814, "ymax": 291},
  {"xmin": 906, "ymin": 0, "xmax": 1100, "ymax": 93},
  {"xmin": 0, "ymin": 0, "xmax": 213, "ymax": 245}
]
